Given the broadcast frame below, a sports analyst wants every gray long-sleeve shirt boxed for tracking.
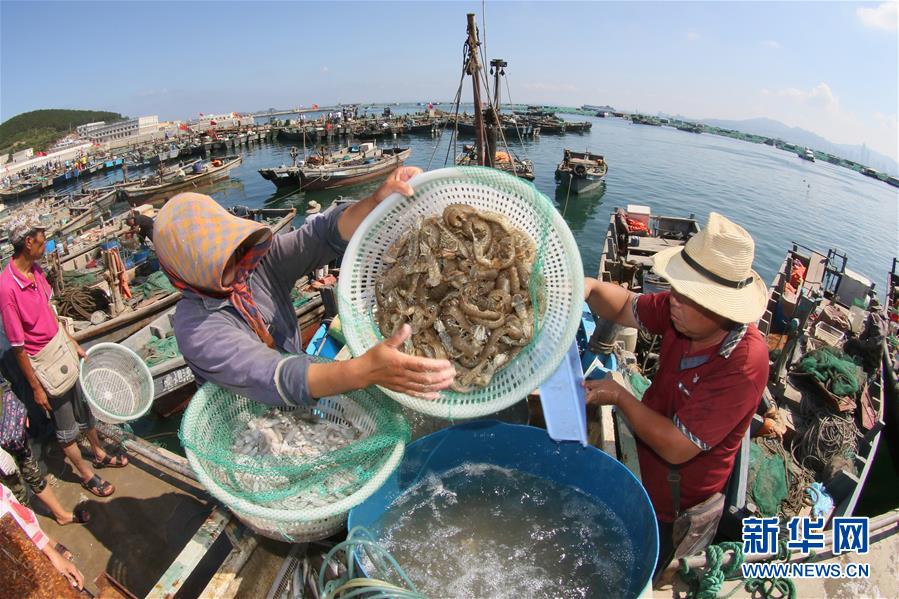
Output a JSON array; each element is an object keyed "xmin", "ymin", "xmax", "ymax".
[{"xmin": 173, "ymin": 204, "xmax": 349, "ymax": 407}]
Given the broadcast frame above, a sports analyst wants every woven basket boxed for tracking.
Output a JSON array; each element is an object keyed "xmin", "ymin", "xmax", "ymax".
[
  {"xmin": 338, "ymin": 166, "xmax": 584, "ymax": 419},
  {"xmin": 181, "ymin": 383, "xmax": 408, "ymax": 542},
  {"xmin": 79, "ymin": 343, "xmax": 154, "ymax": 424}
]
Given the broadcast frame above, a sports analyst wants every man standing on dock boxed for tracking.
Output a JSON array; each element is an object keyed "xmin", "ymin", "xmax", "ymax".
[
  {"xmin": 0, "ymin": 219, "xmax": 126, "ymax": 498},
  {"xmin": 583, "ymin": 213, "xmax": 769, "ymax": 577}
]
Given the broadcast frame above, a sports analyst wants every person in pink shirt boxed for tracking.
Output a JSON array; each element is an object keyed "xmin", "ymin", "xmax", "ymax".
[{"xmin": 0, "ymin": 219, "xmax": 127, "ymax": 498}]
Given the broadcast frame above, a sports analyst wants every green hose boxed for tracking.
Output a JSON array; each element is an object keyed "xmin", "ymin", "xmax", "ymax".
[{"xmin": 318, "ymin": 527, "xmax": 427, "ymax": 599}]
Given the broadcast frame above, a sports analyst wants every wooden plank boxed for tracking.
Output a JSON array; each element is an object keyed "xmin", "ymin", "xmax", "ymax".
[
  {"xmin": 197, "ymin": 522, "xmax": 259, "ymax": 599},
  {"xmin": 148, "ymin": 508, "xmax": 231, "ymax": 598}
]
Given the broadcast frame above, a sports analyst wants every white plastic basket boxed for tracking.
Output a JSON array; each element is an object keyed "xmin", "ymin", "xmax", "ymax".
[
  {"xmin": 79, "ymin": 343, "xmax": 154, "ymax": 424},
  {"xmin": 182, "ymin": 387, "xmax": 407, "ymax": 543},
  {"xmin": 338, "ymin": 166, "xmax": 584, "ymax": 419}
]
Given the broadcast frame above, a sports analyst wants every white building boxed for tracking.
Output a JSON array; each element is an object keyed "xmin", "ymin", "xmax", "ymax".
[
  {"xmin": 80, "ymin": 115, "xmax": 160, "ymax": 142},
  {"xmin": 192, "ymin": 112, "xmax": 254, "ymax": 132}
]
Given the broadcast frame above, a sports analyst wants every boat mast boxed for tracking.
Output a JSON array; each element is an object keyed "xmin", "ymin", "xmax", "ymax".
[{"xmin": 466, "ymin": 13, "xmax": 486, "ymax": 166}]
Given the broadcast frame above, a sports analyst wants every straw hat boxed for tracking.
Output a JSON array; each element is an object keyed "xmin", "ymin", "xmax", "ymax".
[{"xmin": 652, "ymin": 212, "xmax": 767, "ymax": 324}]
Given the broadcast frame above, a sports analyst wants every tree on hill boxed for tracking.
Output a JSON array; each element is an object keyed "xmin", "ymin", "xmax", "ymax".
[{"xmin": 0, "ymin": 109, "xmax": 125, "ymax": 155}]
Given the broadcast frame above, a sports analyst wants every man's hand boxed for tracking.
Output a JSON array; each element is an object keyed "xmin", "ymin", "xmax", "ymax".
[
  {"xmin": 357, "ymin": 324, "xmax": 455, "ymax": 400},
  {"xmin": 33, "ymin": 385, "xmax": 51, "ymax": 413},
  {"xmin": 45, "ymin": 545, "xmax": 84, "ymax": 589},
  {"xmin": 370, "ymin": 166, "xmax": 422, "ymax": 205},
  {"xmin": 583, "ymin": 377, "xmax": 626, "ymax": 407}
]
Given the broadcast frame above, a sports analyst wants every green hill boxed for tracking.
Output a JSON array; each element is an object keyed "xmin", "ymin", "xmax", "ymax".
[{"xmin": 0, "ymin": 109, "xmax": 125, "ymax": 155}]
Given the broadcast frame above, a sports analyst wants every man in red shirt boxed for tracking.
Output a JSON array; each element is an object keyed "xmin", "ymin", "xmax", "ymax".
[{"xmin": 584, "ymin": 212, "xmax": 769, "ymax": 575}]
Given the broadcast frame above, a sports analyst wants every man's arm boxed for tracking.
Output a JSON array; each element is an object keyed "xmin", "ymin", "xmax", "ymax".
[
  {"xmin": 12, "ymin": 347, "xmax": 50, "ymax": 412},
  {"xmin": 584, "ymin": 277, "xmax": 641, "ymax": 329},
  {"xmin": 584, "ymin": 378, "xmax": 701, "ymax": 465}
]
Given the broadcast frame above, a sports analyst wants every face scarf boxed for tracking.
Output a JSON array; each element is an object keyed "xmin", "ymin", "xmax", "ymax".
[{"xmin": 153, "ymin": 193, "xmax": 276, "ymax": 348}]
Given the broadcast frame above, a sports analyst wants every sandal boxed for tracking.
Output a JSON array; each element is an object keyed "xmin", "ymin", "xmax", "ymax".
[
  {"xmin": 92, "ymin": 452, "xmax": 128, "ymax": 469},
  {"xmin": 58, "ymin": 504, "xmax": 91, "ymax": 526},
  {"xmin": 54, "ymin": 542, "xmax": 74, "ymax": 561},
  {"xmin": 81, "ymin": 474, "xmax": 115, "ymax": 497}
]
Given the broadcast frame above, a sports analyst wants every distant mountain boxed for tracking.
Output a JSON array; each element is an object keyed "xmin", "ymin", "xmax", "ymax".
[
  {"xmin": 0, "ymin": 109, "xmax": 125, "ymax": 155},
  {"xmin": 697, "ymin": 117, "xmax": 898, "ymax": 176}
]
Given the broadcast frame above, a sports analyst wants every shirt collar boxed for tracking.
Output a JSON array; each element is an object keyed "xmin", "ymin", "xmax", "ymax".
[
  {"xmin": 719, "ymin": 323, "xmax": 748, "ymax": 359},
  {"xmin": 7, "ymin": 261, "xmax": 38, "ymax": 290}
]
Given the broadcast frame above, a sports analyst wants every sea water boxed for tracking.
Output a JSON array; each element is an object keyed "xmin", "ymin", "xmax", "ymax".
[{"xmin": 368, "ymin": 463, "xmax": 635, "ymax": 599}]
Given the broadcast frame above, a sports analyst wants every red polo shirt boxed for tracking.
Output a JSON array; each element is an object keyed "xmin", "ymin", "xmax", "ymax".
[
  {"xmin": 634, "ymin": 292, "xmax": 768, "ymax": 523},
  {"xmin": 0, "ymin": 261, "xmax": 59, "ymax": 356}
]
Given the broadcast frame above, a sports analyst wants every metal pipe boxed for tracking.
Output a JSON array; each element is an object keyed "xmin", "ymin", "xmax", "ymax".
[{"xmin": 97, "ymin": 422, "xmax": 197, "ymax": 481}]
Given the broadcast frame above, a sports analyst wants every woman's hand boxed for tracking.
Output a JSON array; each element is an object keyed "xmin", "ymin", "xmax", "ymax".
[
  {"xmin": 370, "ymin": 166, "xmax": 422, "ymax": 204},
  {"xmin": 583, "ymin": 377, "xmax": 626, "ymax": 407},
  {"xmin": 357, "ymin": 324, "xmax": 455, "ymax": 400},
  {"xmin": 45, "ymin": 545, "xmax": 84, "ymax": 589}
]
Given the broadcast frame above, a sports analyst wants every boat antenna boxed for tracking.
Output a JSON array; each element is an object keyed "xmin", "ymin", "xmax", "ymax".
[{"xmin": 466, "ymin": 13, "xmax": 486, "ymax": 166}]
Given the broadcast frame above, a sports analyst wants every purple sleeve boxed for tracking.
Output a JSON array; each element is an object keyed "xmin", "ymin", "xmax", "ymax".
[
  {"xmin": 173, "ymin": 303, "xmax": 313, "ymax": 408},
  {"xmin": 267, "ymin": 203, "xmax": 351, "ymax": 290}
]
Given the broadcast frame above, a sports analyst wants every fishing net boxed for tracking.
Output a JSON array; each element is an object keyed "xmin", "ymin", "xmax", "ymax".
[
  {"xmin": 337, "ymin": 166, "xmax": 583, "ymax": 419},
  {"xmin": 180, "ymin": 358, "xmax": 410, "ymax": 541},
  {"xmin": 62, "ymin": 267, "xmax": 105, "ymax": 287},
  {"xmin": 134, "ymin": 271, "xmax": 177, "ymax": 299},
  {"xmin": 747, "ymin": 442, "xmax": 788, "ymax": 517},
  {"xmin": 143, "ymin": 335, "xmax": 179, "ymax": 367},
  {"xmin": 797, "ymin": 346, "xmax": 861, "ymax": 398}
]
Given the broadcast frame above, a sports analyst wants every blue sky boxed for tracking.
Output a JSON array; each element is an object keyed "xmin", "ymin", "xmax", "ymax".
[{"xmin": 2, "ymin": 1, "xmax": 897, "ymax": 159}]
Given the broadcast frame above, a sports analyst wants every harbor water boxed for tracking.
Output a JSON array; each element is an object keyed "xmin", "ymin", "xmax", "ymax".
[
  {"xmin": 68, "ymin": 111, "xmax": 897, "ymax": 295},
  {"xmin": 368, "ymin": 463, "xmax": 635, "ymax": 599}
]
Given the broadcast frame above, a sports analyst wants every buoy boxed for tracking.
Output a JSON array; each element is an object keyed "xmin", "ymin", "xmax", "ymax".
[{"xmin": 305, "ymin": 200, "xmax": 321, "ymax": 214}]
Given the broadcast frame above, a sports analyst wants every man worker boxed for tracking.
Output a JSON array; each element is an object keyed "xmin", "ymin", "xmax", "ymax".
[
  {"xmin": 0, "ymin": 220, "xmax": 126, "ymax": 498},
  {"xmin": 583, "ymin": 212, "xmax": 769, "ymax": 574},
  {"xmin": 125, "ymin": 210, "xmax": 154, "ymax": 245}
]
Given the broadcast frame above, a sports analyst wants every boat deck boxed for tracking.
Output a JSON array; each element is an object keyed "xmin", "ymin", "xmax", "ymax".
[{"xmin": 33, "ymin": 437, "xmax": 218, "ymax": 597}]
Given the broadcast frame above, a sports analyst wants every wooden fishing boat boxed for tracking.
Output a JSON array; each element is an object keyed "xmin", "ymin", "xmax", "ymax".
[
  {"xmin": 555, "ymin": 150, "xmax": 608, "ymax": 194},
  {"xmin": 882, "ymin": 259, "xmax": 899, "ymax": 470},
  {"xmin": 0, "ymin": 176, "xmax": 53, "ymax": 202},
  {"xmin": 757, "ymin": 243, "xmax": 884, "ymax": 521},
  {"xmin": 50, "ymin": 189, "xmax": 120, "ymax": 238},
  {"xmin": 120, "ymin": 155, "xmax": 242, "ymax": 206},
  {"xmin": 258, "ymin": 143, "xmax": 410, "ymax": 191},
  {"xmin": 455, "ymin": 145, "xmax": 535, "ymax": 180}
]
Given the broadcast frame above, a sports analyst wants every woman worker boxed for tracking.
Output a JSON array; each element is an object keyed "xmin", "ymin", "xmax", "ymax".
[{"xmin": 154, "ymin": 167, "xmax": 456, "ymax": 407}]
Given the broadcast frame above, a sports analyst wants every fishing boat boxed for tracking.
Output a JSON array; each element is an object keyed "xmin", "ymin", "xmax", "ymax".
[
  {"xmin": 799, "ymin": 148, "xmax": 816, "ymax": 162},
  {"xmin": 0, "ymin": 176, "xmax": 53, "ymax": 202},
  {"xmin": 554, "ymin": 149, "xmax": 608, "ymax": 194},
  {"xmin": 756, "ymin": 243, "xmax": 885, "ymax": 521},
  {"xmin": 455, "ymin": 145, "xmax": 535, "ymax": 180},
  {"xmin": 257, "ymin": 143, "xmax": 410, "ymax": 191},
  {"xmin": 120, "ymin": 155, "xmax": 242, "ymax": 206},
  {"xmin": 881, "ymin": 259, "xmax": 899, "ymax": 471}
]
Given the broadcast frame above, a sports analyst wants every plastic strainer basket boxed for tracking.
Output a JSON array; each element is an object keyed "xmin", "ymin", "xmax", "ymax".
[
  {"xmin": 79, "ymin": 343, "xmax": 153, "ymax": 424},
  {"xmin": 180, "ymin": 380, "xmax": 409, "ymax": 542},
  {"xmin": 338, "ymin": 166, "xmax": 584, "ymax": 419}
]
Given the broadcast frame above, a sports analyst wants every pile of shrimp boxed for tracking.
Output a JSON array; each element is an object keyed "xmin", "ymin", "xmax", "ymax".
[{"xmin": 375, "ymin": 204, "xmax": 538, "ymax": 392}]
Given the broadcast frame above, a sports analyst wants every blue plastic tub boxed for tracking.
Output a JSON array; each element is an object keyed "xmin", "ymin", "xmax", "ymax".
[{"xmin": 348, "ymin": 420, "xmax": 658, "ymax": 597}]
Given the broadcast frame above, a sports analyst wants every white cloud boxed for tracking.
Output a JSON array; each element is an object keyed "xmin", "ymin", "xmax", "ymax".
[
  {"xmin": 321, "ymin": 66, "xmax": 329, "ymax": 73},
  {"xmin": 754, "ymin": 84, "xmax": 897, "ymax": 161},
  {"xmin": 686, "ymin": 31, "xmax": 700, "ymax": 41},
  {"xmin": 769, "ymin": 82, "xmax": 840, "ymax": 113},
  {"xmin": 760, "ymin": 40, "xmax": 781, "ymax": 49},
  {"xmin": 856, "ymin": 2, "xmax": 898, "ymax": 31}
]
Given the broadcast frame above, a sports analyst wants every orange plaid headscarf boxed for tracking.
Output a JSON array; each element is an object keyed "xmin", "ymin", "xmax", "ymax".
[{"xmin": 154, "ymin": 193, "xmax": 275, "ymax": 347}]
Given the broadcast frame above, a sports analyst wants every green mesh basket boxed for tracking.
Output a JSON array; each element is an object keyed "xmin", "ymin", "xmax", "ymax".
[
  {"xmin": 337, "ymin": 166, "xmax": 584, "ymax": 419},
  {"xmin": 179, "ymin": 367, "xmax": 410, "ymax": 542}
]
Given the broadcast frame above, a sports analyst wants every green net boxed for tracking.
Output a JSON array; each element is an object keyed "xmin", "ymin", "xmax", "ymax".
[
  {"xmin": 797, "ymin": 346, "xmax": 861, "ymax": 398},
  {"xmin": 290, "ymin": 288, "xmax": 313, "ymax": 309},
  {"xmin": 179, "ymin": 357, "xmax": 410, "ymax": 513},
  {"xmin": 748, "ymin": 443, "xmax": 788, "ymax": 517},
  {"xmin": 135, "ymin": 271, "xmax": 177, "ymax": 299},
  {"xmin": 62, "ymin": 267, "xmax": 105, "ymax": 287},
  {"xmin": 338, "ymin": 166, "xmax": 583, "ymax": 419},
  {"xmin": 144, "ymin": 335, "xmax": 180, "ymax": 367},
  {"xmin": 627, "ymin": 371, "xmax": 652, "ymax": 401}
]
